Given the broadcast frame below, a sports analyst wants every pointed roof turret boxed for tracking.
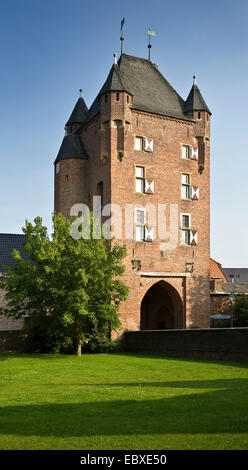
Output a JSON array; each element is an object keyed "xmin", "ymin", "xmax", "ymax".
[
  {"xmin": 99, "ymin": 59, "xmax": 132, "ymax": 95},
  {"xmin": 54, "ymin": 135, "xmax": 89, "ymax": 164},
  {"xmin": 184, "ymin": 76, "xmax": 211, "ymax": 114},
  {"xmin": 66, "ymin": 94, "xmax": 88, "ymax": 126}
]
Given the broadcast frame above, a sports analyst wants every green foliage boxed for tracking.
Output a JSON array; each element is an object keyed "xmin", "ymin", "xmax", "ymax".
[
  {"xmin": 233, "ymin": 294, "xmax": 248, "ymax": 327},
  {"xmin": 0, "ymin": 213, "xmax": 129, "ymax": 354}
]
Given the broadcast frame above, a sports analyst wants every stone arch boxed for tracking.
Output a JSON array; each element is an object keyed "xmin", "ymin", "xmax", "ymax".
[{"xmin": 140, "ymin": 280, "xmax": 184, "ymax": 330}]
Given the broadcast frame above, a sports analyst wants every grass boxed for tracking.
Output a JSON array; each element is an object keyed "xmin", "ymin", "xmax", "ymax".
[{"xmin": 0, "ymin": 352, "xmax": 248, "ymax": 450}]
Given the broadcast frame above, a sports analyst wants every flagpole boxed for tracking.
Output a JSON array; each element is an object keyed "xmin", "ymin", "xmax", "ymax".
[
  {"xmin": 148, "ymin": 34, "xmax": 151, "ymax": 61},
  {"xmin": 147, "ymin": 29, "xmax": 157, "ymax": 62},
  {"xmin": 120, "ymin": 18, "xmax": 125, "ymax": 55},
  {"xmin": 120, "ymin": 33, "xmax": 124, "ymax": 55}
]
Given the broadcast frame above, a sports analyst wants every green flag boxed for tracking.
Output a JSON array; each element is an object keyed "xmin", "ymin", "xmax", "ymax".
[
  {"xmin": 147, "ymin": 29, "xmax": 157, "ymax": 37},
  {"xmin": 121, "ymin": 17, "xmax": 125, "ymax": 30}
]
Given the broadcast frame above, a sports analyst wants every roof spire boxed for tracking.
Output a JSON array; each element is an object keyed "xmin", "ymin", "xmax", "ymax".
[
  {"xmin": 66, "ymin": 94, "xmax": 88, "ymax": 127},
  {"xmin": 120, "ymin": 17, "xmax": 125, "ymax": 55},
  {"xmin": 113, "ymin": 53, "xmax": 117, "ymax": 64},
  {"xmin": 184, "ymin": 77, "xmax": 211, "ymax": 114},
  {"xmin": 147, "ymin": 28, "xmax": 157, "ymax": 61}
]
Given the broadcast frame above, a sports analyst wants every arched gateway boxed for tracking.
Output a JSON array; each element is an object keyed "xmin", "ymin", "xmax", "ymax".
[{"xmin": 140, "ymin": 281, "xmax": 184, "ymax": 330}]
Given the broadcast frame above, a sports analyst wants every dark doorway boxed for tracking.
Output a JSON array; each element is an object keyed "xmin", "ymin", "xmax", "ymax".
[{"xmin": 140, "ymin": 281, "xmax": 184, "ymax": 330}]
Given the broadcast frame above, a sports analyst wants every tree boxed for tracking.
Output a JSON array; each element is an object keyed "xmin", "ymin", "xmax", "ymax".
[
  {"xmin": 0, "ymin": 213, "xmax": 129, "ymax": 356},
  {"xmin": 233, "ymin": 294, "xmax": 248, "ymax": 327}
]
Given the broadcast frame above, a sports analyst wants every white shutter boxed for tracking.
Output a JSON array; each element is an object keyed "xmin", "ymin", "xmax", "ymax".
[
  {"xmin": 190, "ymin": 230, "xmax": 198, "ymax": 246},
  {"xmin": 145, "ymin": 226, "xmax": 153, "ymax": 242},
  {"xmin": 191, "ymin": 147, "xmax": 198, "ymax": 160},
  {"xmin": 144, "ymin": 138, "xmax": 153, "ymax": 152},
  {"xmin": 190, "ymin": 186, "xmax": 199, "ymax": 200},
  {"xmin": 145, "ymin": 179, "xmax": 154, "ymax": 194}
]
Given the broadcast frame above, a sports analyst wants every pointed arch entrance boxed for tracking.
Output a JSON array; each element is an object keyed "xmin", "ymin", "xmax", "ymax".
[{"xmin": 140, "ymin": 280, "xmax": 184, "ymax": 330}]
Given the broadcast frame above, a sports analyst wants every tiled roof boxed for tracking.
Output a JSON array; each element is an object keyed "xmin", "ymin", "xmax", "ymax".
[
  {"xmin": 0, "ymin": 234, "xmax": 28, "ymax": 272},
  {"xmin": 210, "ymin": 257, "xmax": 228, "ymax": 282}
]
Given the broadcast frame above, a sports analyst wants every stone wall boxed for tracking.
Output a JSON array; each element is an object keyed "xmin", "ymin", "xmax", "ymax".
[{"xmin": 124, "ymin": 328, "xmax": 248, "ymax": 361}]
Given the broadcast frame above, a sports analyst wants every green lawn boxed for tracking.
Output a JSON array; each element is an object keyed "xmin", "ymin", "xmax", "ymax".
[{"xmin": 0, "ymin": 352, "xmax": 248, "ymax": 450}]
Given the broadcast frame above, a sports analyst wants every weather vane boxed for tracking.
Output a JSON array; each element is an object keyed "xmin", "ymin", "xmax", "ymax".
[
  {"xmin": 120, "ymin": 17, "xmax": 125, "ymax": 55},
  {"xmin": 147, "ymin": 28, "xmax": 157, "ymax": 61}
]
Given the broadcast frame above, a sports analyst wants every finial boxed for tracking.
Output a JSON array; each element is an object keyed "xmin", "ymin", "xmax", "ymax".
[
  {"xmin": 79, "ymin": 88, "xmax": 83, "ymax": 97},
  {"xmin": 113, "ymin": 53, "xmax": 117, "ymax": 64},
  {"xmin": 147, "ymin": 28, "xmax": 157, "ymax": 61},
  {"xmin": 193, "ymin": 75, "xmax": 196, "ymax": 86},
  {"xmin": 120, "ymin": 17, "xmax": 125, "ymax": 54}
]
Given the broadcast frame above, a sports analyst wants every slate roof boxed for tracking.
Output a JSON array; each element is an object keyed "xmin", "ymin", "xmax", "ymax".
[
  {"xmin": 0, "ymin": 234, "xmax": 29, "ymax": 272},
  {"xmin": 66, "ymin": 97, "xmax": 88, "ymax": 125},
  {"xmin": 184, "ymin": 83, "xmax": 211, "ymax": 114},
  {"xmin": 100, "ymin": 63, "xmax": 132, "ymax": 95},
  {"xmin": 54, "ymin": 134, "xmax": 89, "ymax": 164},
  {"xmin": 223, "ymin": 268, "xmax": 248, "ymax": 285},
  {"xmin": 85, "ymin": 53, "xmax": 200, "ymax": 124}
]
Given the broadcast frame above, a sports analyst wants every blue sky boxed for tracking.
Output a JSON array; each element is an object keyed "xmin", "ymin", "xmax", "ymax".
[{"xmin": 0, "ymin": 0, "xmax": 247, "ymax": 267}]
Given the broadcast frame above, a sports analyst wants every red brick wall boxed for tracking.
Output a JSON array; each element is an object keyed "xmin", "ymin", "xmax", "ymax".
[
  {"xmin": 211, "ymin": 295, "xmax": 230, "ymax": 316},
  {"xmin": 55, "ymin": 90, "xmax": 211, "ymax": 332}
]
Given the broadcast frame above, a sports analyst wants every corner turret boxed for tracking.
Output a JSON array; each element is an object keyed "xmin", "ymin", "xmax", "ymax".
[{"xmin": 65, "ymin": 91, "xmax": 88, "ymax": 134}]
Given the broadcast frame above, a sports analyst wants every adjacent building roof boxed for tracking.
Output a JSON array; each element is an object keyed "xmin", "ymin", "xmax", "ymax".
[
  {"xmin": 54, "ymin": 134, "xmax": 89, "ymax": 164},
  {"xmin": 184, "ymin": 83, "xmax": 211, "ymax": 114},
  {"xmin": 66, "ymin": 97, "xmax": 88, "ymax": 126},
  {"xmin": 210, "ymin": 257, "xmax": 228, "ymax": 282},
  {"xmin": 0, "ymin": 234, "xmax": 29, "ymax": 272},
  {"xmin": 223, "ymin": 268, "xmax": 248, "ymax": 285},
  {"xmin": 85, "ymin": 53, "xmax": 203, "ymax": 124},
  {"xmin": 211, "ymin": 282, "xmax": 248, "ymax": 295}
]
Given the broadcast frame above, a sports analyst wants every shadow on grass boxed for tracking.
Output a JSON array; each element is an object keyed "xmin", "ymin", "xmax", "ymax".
[
  {"xmin": 1, "ymin": 379, "xmax": 248, "ymax": 438},
  {"xmin": 0, "ymin": 353, "xmax": 73, "ymax": 361},
  {"xmin": 113, "ymin": 352, "xmax": 248, "ymax": 369},
  {"xmin": 41, "ymin": 378, "xmax": 248, "ymax": 390}
]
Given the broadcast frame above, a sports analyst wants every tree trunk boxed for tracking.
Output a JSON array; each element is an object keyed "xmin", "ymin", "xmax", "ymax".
[{"xmin": 77, "ymin": 341, "xmax": 82, "ymax": 357}]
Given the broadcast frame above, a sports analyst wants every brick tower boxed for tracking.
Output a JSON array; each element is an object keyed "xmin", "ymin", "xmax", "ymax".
[{"xmin": 54, "ymin": 53, "xmax": 211, "ymax": 332}]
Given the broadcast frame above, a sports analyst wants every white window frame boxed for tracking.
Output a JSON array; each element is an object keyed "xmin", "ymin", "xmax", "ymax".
[
  {"xmin": 182, "ymin": 145, "xmax": 191, "ymax": 160},
  {"xmin": 180, "ymin": 213, "xmax": 191, "ymax": 245},
  {"xmin": 181, "ymin": 173, "xmax": 191, "ymax": 200},
  {"xmin": 135, "ymin": 136, "xmax": 144, "ymax": 151},
  {"xmin": 135, "ymin": 166, "xmax": 145, "ymax": 193},
  {"xmin": 135, "ymin": 207, "xmax": 146, "ymax": 241}
]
